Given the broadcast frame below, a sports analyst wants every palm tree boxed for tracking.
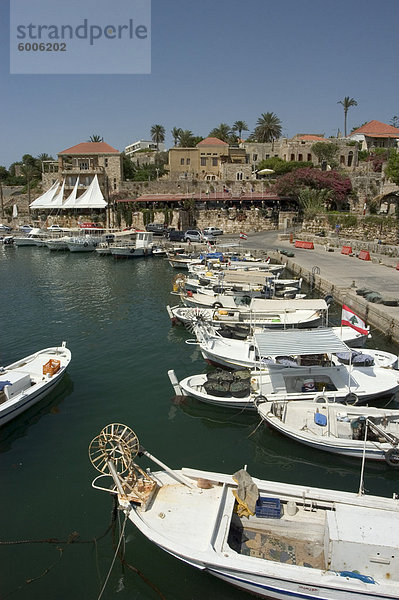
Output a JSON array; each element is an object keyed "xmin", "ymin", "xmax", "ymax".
[
  {"xmin": 150, "ymin": 124, "xmax": 166, "ymax": 150},
  {"xmin": 254, "ymin": 112, "xmax": 282, "ymax": 147},
  {"xmin": 209, "ymin": 123, "xmax": 232, "ymax": 143},
  {"xmin": 88, "ymin": 134, "xmax": 103, "ymax": 142},
  {"xmin": 232, "ymin": 120, "xmax": 248, "ymax": 140},
  {"xmin": 171, "ymin": 127, "xmax": 182, "ymax": 146},
  {"xmin": 337, "ymin": 97, "xmax": 358, "ymax": 137},
  {"xmin": 178, "ymin": 129, "xmax": 196, "ymax": 147}
]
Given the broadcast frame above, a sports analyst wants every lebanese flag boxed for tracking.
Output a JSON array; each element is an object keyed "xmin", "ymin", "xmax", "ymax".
[
  {"xmin": 239, "ymin": 232, "xmax": 247, "ymax": 240},
  {"xmin": 341, "ymin": 304, "xmax": 369, "ymax": 335}
]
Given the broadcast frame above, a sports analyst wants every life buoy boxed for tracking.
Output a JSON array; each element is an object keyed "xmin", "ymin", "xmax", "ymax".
[
  {"xmin": 343, "ymin": 392, "xmax": 358, "ymax": 405},
  {"xmin": 324, "ymin": 294, "xmax": 334, "ymax": 306},
  {"xmin": 384, "ymin": 448, "xmax": 399, "ymax": 467},
  {"xmin": 83, "ymin": 242, "xmax": 88, "ymax": 248},
  {"xmin": 213, "ymin": 302, "xmax": 222, "ymax": 308},
  {"xmin": 129, "ymin": 249, "xmax": 135, "ymax": 254}
]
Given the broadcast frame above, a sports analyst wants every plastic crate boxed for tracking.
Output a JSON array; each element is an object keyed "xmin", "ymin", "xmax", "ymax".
[
  {"xmin": 43, "ymin": 359, "xmax": 61, "ymax": 376},
  {"xmin": 255, "ymin": 497, "xmax": 281, "ymax": 519}
]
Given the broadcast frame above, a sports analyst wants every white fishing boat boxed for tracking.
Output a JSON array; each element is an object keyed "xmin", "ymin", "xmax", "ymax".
[
  {"xmin": 169, "ymin": 298, "xmax": 328, "ymax": 330},
  {"xmin": 180, "ymin": 286, "xmax": 306, "ymax": 309},
  {"xmin": 0, "ymin": 342, "xmax": 71, "ymax": 426},
  {"xmin": 257, "ymin": 398, "xmax": 399, "ymax": 465},
  {"xmin": 167, "ymin": 252, "xmax": 203, "ymax": 269},
  {"xmin": 170, "ymin": 330, "xmax": 399, "ymax": 408},
  {"xmin": 45, "ymin": 235, "xmax": 70, "ymax": 251},
  {"xmin": 109, "ymin": 231, "xmax": 154, "ymax": 258},
  {"xmin": 191, "ymin": 324, "xmax": 396, "ymax": 371},
  {"xmin": 67, "ymin": 235, "xmax": 100, "ymax": 252},
  {"xmin": 90, "ymin": 423, "xmax": 399, "ymax": 600},
  {"xmin": 13, "ymin": 227, "xmax": 47, "ymax": 247}
]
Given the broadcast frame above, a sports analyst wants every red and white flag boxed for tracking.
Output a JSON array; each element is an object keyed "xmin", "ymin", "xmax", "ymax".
[
  {"xmin": 239, "ymin": 232, "xmax": 247, "ymax": 240},
  {"xmin": 341, "ymin": 304, "xmax": 369, "ymax": 335}
]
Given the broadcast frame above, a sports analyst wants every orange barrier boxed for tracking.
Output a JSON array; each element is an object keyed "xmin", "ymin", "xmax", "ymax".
[
  {"xmin": 294, "ymin": 241, "xmax": 314, "ymax": 249},
  {"xmin": 358, "ymin": 250, "xmax": 371, "ymax": 261},
  {"xmin": 341, "ymin": 245, "xmax": 353, "ymax": 255}
]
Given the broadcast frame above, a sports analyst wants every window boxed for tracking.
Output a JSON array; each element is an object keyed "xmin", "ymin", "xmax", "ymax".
[
  {"xmin": 236, "ymin": 172, "xmax": 243, "ymax": 180},
  {"xmin": 307, "ymin": 154, "xmax": 312, "ymax": 161},
  {"xmin": 265, "ymin": 154, "xmax": 270, "ymax": 159},
  {"xmin": 201, "ymin": 157, "xmax": 207, "ymax": 166},
  {"xmin": 104, "ymin": 158, "xmax": 108, "ymax": 167},
  {"xmin": 298, "ymin": 154, "xmax": 303, "ymax": 162},
  {"xmin": 253, "ymin": 154, "xmax": 258, "ymax": 161},
  {"xmin": 181, "ymin": 158, "xmax": 185, "ymax": 165},
  {"xmin": 186, "ymin": 158, "xmax": 190, "ymax": 165},
  {"xmin": 207, "ymin": 153, "xmax": 211, "ymax": 155},
  {"xmin": 212, "ymin": 157, "xmax": 217, "ymax": 166},
  {"xmin": 290, "ymin": 154, "xmax": 295, "ymax": 161}
]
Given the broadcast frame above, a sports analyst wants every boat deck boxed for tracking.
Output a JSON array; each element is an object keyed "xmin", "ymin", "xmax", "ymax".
[{"xmin": 227, "ymin": 504, "xmax": 326, "ymax": 569}]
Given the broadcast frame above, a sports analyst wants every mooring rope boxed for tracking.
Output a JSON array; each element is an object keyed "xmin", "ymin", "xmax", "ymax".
[{"xmin": 97, "ymin": 511, "xmax": 128, "ymax": 600}]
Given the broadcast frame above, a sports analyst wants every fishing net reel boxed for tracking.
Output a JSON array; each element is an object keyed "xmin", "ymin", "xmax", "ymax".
[
  {"xmin": 89, "ymin": 424, "xmax": 158, "ymax": 506},
  {"xmin": 185, "ymin": 307, "xmax": 212, "ymax": 334}
]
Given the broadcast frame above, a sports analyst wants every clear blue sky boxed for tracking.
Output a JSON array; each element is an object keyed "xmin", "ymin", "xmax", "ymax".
[{"xmin": 1, "ymin": 0, "xmax": 398, "ymax": 167}]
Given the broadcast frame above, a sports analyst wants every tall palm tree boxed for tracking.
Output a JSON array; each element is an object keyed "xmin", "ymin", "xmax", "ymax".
[
  {"xmin": 209, "ymin": 123, "xmax": 232, "ymax": 143},
  {"xmin": 171, "ymin": 127, "xmax": 182, "ymax": 146},
  {"xmin": 254, "ymin": 112, "xmax": 282, "ymax": 148},
  {"xmin": 232, "ymin": 120, "xmax": 249, "ymax": 140},
  {"xmin": 178, "ymin": 129, "xmax": 195, "ymax": 147},
  {"xmin": 88, "ymin": 134, "xmax": 103, "ymax": 142},
  {"xmin": 337, "ymin": 97, "xmax": 358, "ymax": 137},
  {"xmin": 150, "ymin": 124, "xmax": 166, "ymax": 150}
]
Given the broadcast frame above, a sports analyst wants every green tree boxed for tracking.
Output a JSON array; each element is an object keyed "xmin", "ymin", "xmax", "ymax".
[
  {"xmin": 88, "ymin": 134, "xmax": 103, "ymax": 142},
  {"xmin": 298, "ymin": 187, "xmax": 331, "ymax": 219},
  {"xmin": 232, "ymin": 120, "xmax": 248, "ymax": 139},
  {"xmin": 337, "ymin": 97, "xmax": 358, "ymax": 137},
  {"xmin": 253, "ymin": 112, "xmax": 282, "ymax": 147},
  {"xmin": 171, "ymin": 127, "xmax": 183, "ymax": 146},
  {"xmin": 257, "ymin": 157, "xmax": 312, "ymax": 176},
  {"xmin": 385, "ymin": 151, "xmax": 399, "ymax": 185},
  {"xmin": 150, "ymin": 124, "xmax": 166, "ymax": 150},
  {"xmin": 209, "ymin": 123, "xmax": 232, "ymax": 143},
  {"xmin": 311, "ymin": 142, "xmax": 339, "ymax": 168},
  {"xmin": 178, "ymin": 129, "xmax": 196, "ymax": 147},
  {"xmin": 121, "ymin": 152, "xmax": 136, "ymax": 180}
]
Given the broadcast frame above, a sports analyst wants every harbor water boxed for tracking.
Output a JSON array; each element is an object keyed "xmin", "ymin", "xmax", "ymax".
[{"xmin": 1, "ymin": 245, "xmax": 399, "ymax": 600}]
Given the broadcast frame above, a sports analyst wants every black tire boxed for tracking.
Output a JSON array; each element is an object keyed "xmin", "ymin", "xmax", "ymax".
[
  {"xmin": 344, "ymin": 392, "xmax": 358, "ymax": 405},
  {"xmin": 254, "ymin": 394, "xmax": 267, "ymax": 407},
  {"xmin": 324, "ymin": 294, "xmax": 334, "ymax": 306},
  {"xmin": 384, "ymin": 448, "xmax": 399, "ymax": 467},
  {"xmin": 212, "ymin": 302, "xmax": 222, "ymax": 309}
]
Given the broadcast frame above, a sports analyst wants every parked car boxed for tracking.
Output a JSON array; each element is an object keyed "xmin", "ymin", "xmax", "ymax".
[
  {"xmin": 203, "ymin": 226, "xmax": 223, "ymax": 236},
  {"xmin": 167, "ymin": 229, "xmax": 186, "ymax": 242},
  {"xmin": 0, "ymin": 224, "xmax": 11, "ymax": 232},
  {"xmin": 184, "ymin": 229, "xmax": 216, "ymax": 243},
  {"xmin": 145, "ymin": 223, "xmax": 168, "ymax": 236},
  {"xmin": 19, "ymin": 224, "xmax": 34, "ymax": 233}
]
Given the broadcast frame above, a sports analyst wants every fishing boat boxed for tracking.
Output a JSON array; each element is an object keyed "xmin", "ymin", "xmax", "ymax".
[
  {"xmin": 108, "ymin": 231, "xmax": 154, "ymax": 258},
  {"xmin": 168, "ymin": 298, "xmax": 329, "ymax": 330},
  {"xmin": 256, "ymin": 398, "xmax": 399, "ymax": 465},
  {"xmin": 191, "ymin": 324, "xmax": 396, "ymax": 370},
  {"xmin": 45, "ymin": 235, "xmax": 71, "ymax": 251},
  {"xmin": 0, "ymin": 342, "xmax": 71, "ymax": 426},
  {"xmin": 169, "ymin": 329, "xmax": 399, "ymax": 408},
  {"xmin": 89, "ymin": 423, "xmax": 399, "ymax": 600},
  {"xmin": 179, "ymin": 285, "xmax": 307, "ymax": 309},
  {"xmin": 13, "ymin": 227, "xmax": 47, "ymax": 247}
]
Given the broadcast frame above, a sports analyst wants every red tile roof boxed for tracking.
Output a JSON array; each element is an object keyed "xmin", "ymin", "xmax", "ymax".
[
  {"xmin": 59, "ymin": 142, "xmax": 120, "ymax": 155},
  {"xmin": 350, "ymin": 120, "xmax": 399, "ymax": 138},
  {"xmin": 297, "ymin": 135, "xmax": 326, "ymax": 142},
  {"xmin": 197, "ymin": 137, "xmax": 229, "ymax": 146}
]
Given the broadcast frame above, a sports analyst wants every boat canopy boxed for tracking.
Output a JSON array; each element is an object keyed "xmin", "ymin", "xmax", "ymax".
[
  {"xmin": 254, "ymin": 328, "xmax": 349, "ymax": 357},
  {"xmin": 249, "ymin": 298, "xmax": 328, "ymax": 311}
]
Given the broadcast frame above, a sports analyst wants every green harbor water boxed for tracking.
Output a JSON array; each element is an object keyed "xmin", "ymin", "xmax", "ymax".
[{"xmin": 1, "ymin": 245, "xmax": 399, "ymax": 600}]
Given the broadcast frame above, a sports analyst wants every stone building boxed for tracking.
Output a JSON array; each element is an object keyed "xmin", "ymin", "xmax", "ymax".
[
  {"xmin": 349, "ymin": 120, "xmax": 399, "ymax": 150},
  {"xmin": 41, "ymin": 141, "xmax": 123, "ymax": 195},
  {"xmin": 166, "ymin": 137, "xmax": 247, "ymax": 181}
]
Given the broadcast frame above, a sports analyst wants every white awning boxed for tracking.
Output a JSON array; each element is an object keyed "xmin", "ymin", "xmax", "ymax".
[
  {"xmin": 61, "ymin": 175, "xmax": 106, "ymax": 209},
  {"xmin": 250, "ymin": 298, "xmax": 328, "ymax": 311},
  {"xmin": 29, "ymin": 180, "xmax": 59, "ymax": 208},
  {"xmin": 62, "ymin": 177, "xmax": 80, "ymax": 208},
  {"xmin": 254, "ymin": 328, "xmax": 349, "ymax": 357}
]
